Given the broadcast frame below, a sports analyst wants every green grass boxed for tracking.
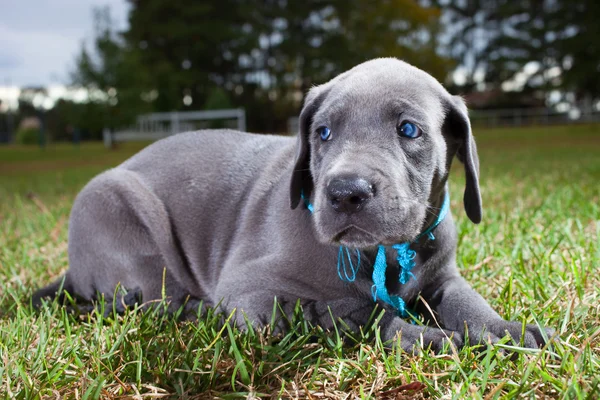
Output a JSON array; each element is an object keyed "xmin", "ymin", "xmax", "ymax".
[{"xmin": 1, "ymin": 125, "xmax": 599, "ymax": 399}]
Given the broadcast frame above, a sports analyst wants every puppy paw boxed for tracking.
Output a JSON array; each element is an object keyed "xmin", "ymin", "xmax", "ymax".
[
  {"xmin": 469, "ymin": 320, "xmax": 554, "ymax": 349},
  {"xmin": 398, "ymin": 328, "xmax": 463, "ymax": 354}
]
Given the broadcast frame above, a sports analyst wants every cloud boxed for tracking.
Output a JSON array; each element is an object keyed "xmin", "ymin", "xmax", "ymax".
[
  {"xmin": 0, "ymin": 24, "xmax": 81, "ymax": 86},
  {"xmin": 0, "ymin": 0, "xmax": 130, "ymax": 87}
]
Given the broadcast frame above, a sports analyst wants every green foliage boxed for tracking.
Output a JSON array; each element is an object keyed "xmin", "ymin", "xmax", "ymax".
[
  {"xmin": 552, "ymin": 1, "xmax": 600, "ymax": 99},
  {"xmin": 204, "ymin": 87, "xmax": 233, "ymax": 110},
  {"xmin": 44, "ymin": 99, "xmax": 110, "ymax": 142},
  {"xmin": 1, "ymin": 125, "xmax": 600, "ymax": 397},
  {"xmin": 72, "ymin": 7, "xmax": 153, "ymax": 131},
  {"xmin": 15, "ymin": 127, "xmax": 42, "ymax": 146},
  {"xmin": 437, "ymin": 0, "xmax": 600, "ymax": 102}
]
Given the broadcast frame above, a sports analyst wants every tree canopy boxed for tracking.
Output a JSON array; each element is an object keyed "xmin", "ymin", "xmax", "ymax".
[
  {"xmin": 438, "ymin": 0, "xmax": 600, "ymax": 105},
  {"xmin": 72, "ymin": 0, "xmax": 452, "ymax": 133}
]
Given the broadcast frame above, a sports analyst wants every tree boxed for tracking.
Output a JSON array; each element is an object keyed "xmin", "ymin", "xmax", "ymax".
[
  {"xmin": 124, "ymin": 0, "xmax": 255, "ymax": 111},
  {"xmin": 238, "ymin": 0, "xmax": 452, "ymax": 117},
  {"xmin": 433, "ymin": 0, "xmax": 504, "ymax": 92},
  {"xmin": 553, "ymin": 0, "xmax": 600, "ymax": 103},
  {"xmin": 121, "ymin": 0, "xmax": 454, "ymax": 131},
  {"xmin": 72, "ymin": 6, "xmax": 154, "ymax": 135},
  {"xmin": 437, "ymin": 0, "xmax": 600, "ymax": 105}
]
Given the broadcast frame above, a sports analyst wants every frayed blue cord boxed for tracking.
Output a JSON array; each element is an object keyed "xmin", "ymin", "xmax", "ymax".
[
  {"xmin": 300, "ymin": 190, "xmax": 450, "ymax": 318},
  {"xmin": 371, "ymin": 193, "xmax": 450, "ymax": 316},
  {"xmin": 392, "ymin": 243, "xmax": 417, "ymax": 284},
  {"xmin": 301, "ymin": 191, "xmax": 360, "ymax": 283},
  {"xmin": 371, "ymin": 244, "xmax": 410, "ymax": 317},
  {"xmin": 337, "ymin": 246, "xmax": 360, "ymax": 282},
  {"xmin": 305, "ymin": 200, "xmax": 314, "ymax": 213}
]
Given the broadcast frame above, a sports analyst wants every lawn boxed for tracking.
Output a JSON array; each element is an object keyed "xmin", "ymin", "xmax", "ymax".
[{"xmin": 1, "ymin": 125, "xmax": 599, "ymax": 399}]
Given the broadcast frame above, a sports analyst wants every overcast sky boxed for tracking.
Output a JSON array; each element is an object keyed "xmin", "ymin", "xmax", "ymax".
[{"xmin": 0, "ymin": 0, "xmax": 130, "ymax": 88}]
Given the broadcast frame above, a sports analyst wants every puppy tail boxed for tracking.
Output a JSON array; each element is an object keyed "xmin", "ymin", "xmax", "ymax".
[{"xmin": 31, "ymin": 275, "xmax": 73, "ymax": 308}]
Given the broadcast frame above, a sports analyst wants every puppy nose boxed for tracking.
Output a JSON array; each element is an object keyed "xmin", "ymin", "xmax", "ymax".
[{"xmin": 327, "ymin": 177, "xmax": 374, "ymax": 214}]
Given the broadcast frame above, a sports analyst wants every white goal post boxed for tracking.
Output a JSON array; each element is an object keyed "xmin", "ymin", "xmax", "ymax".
[{"xmin": 104, "ymin": 108, "xmax": 246, "ymax": 147}]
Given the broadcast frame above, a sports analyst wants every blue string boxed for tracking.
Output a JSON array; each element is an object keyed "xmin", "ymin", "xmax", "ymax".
[
  {"xmin": 415, "ymin": 193, "xmax": 450, "ymax": 242},
  {"xmin": 337, "ymin": 246, "xmax": 360, "ymax": 282},
  {"xmin": 306, "ymin": 200, "xmax": 314, "ymax": 213},
  {"xmin": 371, "ymin": 244, "xmax": 410, "ymax": 317},
  {"xmin": 300, "ymin": 190, "xmax": 450, "ymax": 318},
  {"xmin": 371, "ymin": 192, "xmax": 449, "ymax": 316},
  {"xmin": 391, "ymin": 243, "xmax": 416, "ymax": 284},
  {"xmin": 301, "ymin": 191, "xmax": 360, "ymax": 283}
]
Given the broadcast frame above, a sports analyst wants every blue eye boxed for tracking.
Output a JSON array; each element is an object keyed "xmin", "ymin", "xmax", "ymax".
[
  {"xmin": 317, "ymin": 126, "xmax": 332, "ymax": 141},
  {"xmin": 397, "ymin": 121, "xmax": 422, "ymax": 139}
]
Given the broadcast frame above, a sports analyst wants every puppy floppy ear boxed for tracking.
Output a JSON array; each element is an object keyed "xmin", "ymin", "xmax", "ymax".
[
  {"xmin": 445, "ymin": 96, "xmax": 482, "ymax": 224},
  {"xmin": 290, "ymin": 87, "xmax": 325, "ymax": 209}
]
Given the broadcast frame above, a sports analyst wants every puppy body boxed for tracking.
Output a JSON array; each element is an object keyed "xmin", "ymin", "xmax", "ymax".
[{"xmin": 33, "ymin": 59, "xmax": 550, "ymax": 352}]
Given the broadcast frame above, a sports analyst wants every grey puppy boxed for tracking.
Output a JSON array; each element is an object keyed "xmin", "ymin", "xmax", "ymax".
[{"xmin": 33, "ymin": 58, "xmax": 551, "ymax": 352}]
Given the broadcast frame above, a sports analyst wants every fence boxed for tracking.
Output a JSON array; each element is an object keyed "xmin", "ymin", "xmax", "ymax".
[
  {"xmin": 469, "ymin": 107, "xmax": 600, "ymax": 128},
  {"xmin": 286, "ymin": 107, "xmax": 600, "ymax": 134},
  {"xmin": 102, "ymin": 105, "xmax": 599, "ymax": 146},
  {"xmin": 104, "ymin": 108, "xmax": 246, "ymax": 147}
]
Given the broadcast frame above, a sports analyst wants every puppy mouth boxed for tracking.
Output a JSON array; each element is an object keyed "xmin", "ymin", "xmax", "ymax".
[
  {"xmin": 331, "ymin": 224, "xmax": 419, "ymax": 248},
  {"xmin": 333, "ymin": 225, "xmax": 379, "ymax": 248}
]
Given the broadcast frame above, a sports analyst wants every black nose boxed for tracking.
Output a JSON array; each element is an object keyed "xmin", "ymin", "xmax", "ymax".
[{"xmin": 327, "ymin": 177, "xmax": 375, "ymax": 214}]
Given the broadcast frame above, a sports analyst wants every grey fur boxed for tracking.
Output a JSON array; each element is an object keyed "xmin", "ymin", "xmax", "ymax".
[{"xmin": 33, "ymin": 58, "xmax": 552, "ymax": 352}]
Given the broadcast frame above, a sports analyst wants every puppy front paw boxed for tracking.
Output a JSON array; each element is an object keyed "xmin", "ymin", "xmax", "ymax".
[
  {"xmin": 468, "ymin": 320, "xmax": 554, "ymax": 349},
  {"xmin": 397, "ymin": 328, "xmax": 463, "ymax": 354}
]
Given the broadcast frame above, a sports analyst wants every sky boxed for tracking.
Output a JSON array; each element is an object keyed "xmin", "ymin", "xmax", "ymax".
[{"xmin": 0, "ymin": 0, "xmax": 130, "ymax": 88}]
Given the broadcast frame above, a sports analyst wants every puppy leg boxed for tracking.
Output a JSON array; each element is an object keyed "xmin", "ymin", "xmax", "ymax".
[
  {"xmin": 425, "ymin": 276, "xmax": 553, "ymax": 348},
  {"xmin": 31, "ymin": 275, "xmax": 74, "ymax": 308},
  {"xmin": 34, "ymin": 169, "xmax": 192, "ymax": 312},
  {"xmin": 225, "ymin": 292, "xmax": 462, "ymax": 353}
]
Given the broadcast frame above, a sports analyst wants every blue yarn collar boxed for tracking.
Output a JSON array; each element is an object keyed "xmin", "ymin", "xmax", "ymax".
[{"xmin": 301, "ymin": 191, "xmax": 450, "ymax": 318}]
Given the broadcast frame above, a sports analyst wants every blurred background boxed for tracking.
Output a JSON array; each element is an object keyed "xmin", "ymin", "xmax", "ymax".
[{"xmin": 0, "ymin": 0, "xmax": 599, "ymax": 146}]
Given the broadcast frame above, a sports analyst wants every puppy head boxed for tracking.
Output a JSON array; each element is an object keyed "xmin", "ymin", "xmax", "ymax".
[{"xmin": 290, "ymin": 58, "xmax": 481, "ymax": 248}]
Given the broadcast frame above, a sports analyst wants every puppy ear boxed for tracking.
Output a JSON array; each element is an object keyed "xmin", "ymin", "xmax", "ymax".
[
  {"xmin": 445, "ymin": 96, "xmax": 482, "ymax": 224},
  {"xmin": 290, "ymin": 87, "xmax": 325, "ymax": 209}
]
